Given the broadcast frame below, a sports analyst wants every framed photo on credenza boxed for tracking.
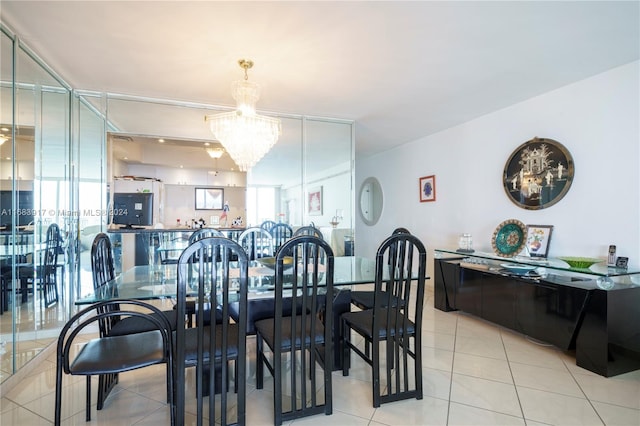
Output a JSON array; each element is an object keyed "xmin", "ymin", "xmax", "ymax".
[{"xmin": 525, "ymin": 224, "xmax": 553, "ymax": 258}]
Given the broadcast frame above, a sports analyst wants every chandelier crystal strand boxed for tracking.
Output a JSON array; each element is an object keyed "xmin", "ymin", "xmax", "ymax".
[{"xmin": 205, "ymin": 59, "xmax": 281, "ymax": 171}]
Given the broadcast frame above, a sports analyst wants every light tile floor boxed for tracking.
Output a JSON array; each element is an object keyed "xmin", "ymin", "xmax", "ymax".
[{"xmin": 1, "ymin": 290, "xmax": 639, "ymax": 425}]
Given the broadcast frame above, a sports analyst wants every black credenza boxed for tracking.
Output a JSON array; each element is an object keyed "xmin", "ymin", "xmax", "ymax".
[{"xmin": 434, "ymin": 255, "xmax": 640, "ymax": 378}]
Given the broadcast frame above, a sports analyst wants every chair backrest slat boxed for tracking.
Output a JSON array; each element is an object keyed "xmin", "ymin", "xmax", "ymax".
[{"xmin": 270, "ymin": 223, "xmax": 293, "ymax": 254}]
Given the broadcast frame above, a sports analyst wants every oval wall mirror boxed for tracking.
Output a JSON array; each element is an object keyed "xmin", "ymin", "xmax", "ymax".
[{"xmin": 359, "ymin": 177, "xmax": 383, "ymax": 226}]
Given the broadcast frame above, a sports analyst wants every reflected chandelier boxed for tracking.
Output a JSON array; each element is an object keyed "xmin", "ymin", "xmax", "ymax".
[{"xmin": 205, "ymin": 59, "xmax": 281, "ymax": 172}]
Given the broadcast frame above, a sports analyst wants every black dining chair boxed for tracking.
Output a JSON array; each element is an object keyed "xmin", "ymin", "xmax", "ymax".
[
  {"xmin": 260, "ymin": 220, "xmax": 277, "ymax": 234},
  {"xmin": 341, "ymin": 232, "xmax": 426, "ymax": 408},
  {"xmin": 350, "ymin": 227, "xmax": 411, "ymax": 311},
  {"xmin": 54, "ymin": 299, "xmax": 174, "ymax": 424},
  {"xmin": 293, "ymin": 225, "xmax": 323, "ymax": 239},
  {"xmin": 254, "ymin": 235, "xmax": 335, "ymax": 425},
  {"xmin": 269, "ymin": 223, "xmax": 293, "ymax": 255},
  {"xmin": 174, "ymin": 236, "xmax": 248, "ymax": 426},
  {"xmin": 188, "ymin": 227, "xmax": 225, "ymax": 244},
  {"xmin": 90, "ymin": 233, "xmax": 178, "ymax": 410},
  {"xmin": 237, "ymin": 226, "xmax": 273, "ymax": 260}
]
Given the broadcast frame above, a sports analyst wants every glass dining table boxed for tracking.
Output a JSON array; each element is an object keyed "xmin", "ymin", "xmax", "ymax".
[
  {"xmin": 75, "ymin": 256, "xmax": 379, "ymax": 305},
  {"xmin": 76, "ymin": 256, "xmax": 380, "ymax": 369}
]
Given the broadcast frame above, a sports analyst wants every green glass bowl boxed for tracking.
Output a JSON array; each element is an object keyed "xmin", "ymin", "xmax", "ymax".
[
  {"xmin": 257, "ymin": 256, "xmax": 294, "ymax": 269},
  {"xmin": 557, "ymin": 256, "xmax": 603, "ymax": 269}
]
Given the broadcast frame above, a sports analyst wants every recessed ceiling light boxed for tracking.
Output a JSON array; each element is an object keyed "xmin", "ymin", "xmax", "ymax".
[
  {"xmin": 1, "ymin": 127, "xmax": 9, "ymax": 132},
  {"xmin": 123, "ymin": 156, "xmax": 128, "ymax": 160},
  {"xmin": 5, "ymin": 157, "xmax": 11, "ymax": 160},
  {"xmin": 204, "ymin": 142, "xmax": 210, "ymax": 146},
  {"xmin": 158, "ymin": 138, "xmax": 165, "ymax": 143}
]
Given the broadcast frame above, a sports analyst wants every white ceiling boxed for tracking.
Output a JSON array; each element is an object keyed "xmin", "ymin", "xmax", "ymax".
[{"xmin": 1, "ymin": 1, "xmax": 638, "ymax": 159}]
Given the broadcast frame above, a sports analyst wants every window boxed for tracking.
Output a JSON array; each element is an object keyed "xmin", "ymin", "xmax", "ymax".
[{"xmin": 246, "ymin": 186, "xmax": 276, "ymax": 227}]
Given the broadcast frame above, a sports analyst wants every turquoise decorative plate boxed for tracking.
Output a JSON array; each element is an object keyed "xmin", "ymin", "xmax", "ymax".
[
  {"xmin": 500, "ymin": 263, "xmax": 538, "ymax": 275},
  {"xmin": 491, "ymin": 219, "xmax": 526, "ymax": 257}
]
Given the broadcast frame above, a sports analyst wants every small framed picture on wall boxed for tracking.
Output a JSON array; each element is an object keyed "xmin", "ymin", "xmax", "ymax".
[
  {"xmin": 419, "ymin": 175, "xmax": 436, "ymax": 202},
  {"xmin": 308, "ymin": 186, "xmax": 323, "ymax": 216}
]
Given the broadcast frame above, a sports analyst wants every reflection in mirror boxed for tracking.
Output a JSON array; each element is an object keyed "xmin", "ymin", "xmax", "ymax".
[
  {"xmin": 0, "ymin": 54, "xmax": 355, "ymax": 383},
  {"xmin": 1, "ymin": 31, "xmax": 73, "ymax": 383},
  {"xmin": 359, "ymin": 177, "xmax": 383, "ymax": 226},
  {"xmin": 103, "ymin": 96, "xmax": 353, "ymax": 257}
]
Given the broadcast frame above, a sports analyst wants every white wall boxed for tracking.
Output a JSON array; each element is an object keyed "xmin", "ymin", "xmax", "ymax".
[{"xmin": 355, "ymin": 62, "xmax": 640, "ymax": 276}]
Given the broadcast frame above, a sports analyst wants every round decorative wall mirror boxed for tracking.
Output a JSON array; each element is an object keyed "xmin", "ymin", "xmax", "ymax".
[
  {"xmin": 503, "ymin": 137, "xmax": 574, "ymax": 210},
  {"xmin": 359, "ymin": 177, "xmax": 383, "ymax": 226}
]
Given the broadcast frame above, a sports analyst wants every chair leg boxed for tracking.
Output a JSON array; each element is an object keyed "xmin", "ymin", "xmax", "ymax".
[
  {"xmin": 256, "ymin": 333, "xmax": 264, "ymax": 389},
  {"xmin": 54, "ymin": 361, "xmax": 63, "ymax": 425},
  {"xmin": 165, "ymin": 360, "xmax": 175, "ymax": 426},
  {"xmin": 324, "ymin": 354, "xmax": 333, "ymax": 416},
  {"xmin": 273, "ymin": 350, "xmax": 282, "ymax": 426},
  {"xmin": 372, "ymin": 340, "xmax": 381, "ymax": 408},
  {"xmin": 342, "ymin": 321, "xmax": 350, "ymax": 376},
  {"xmin": 97, "ymin": 374, "xmax": 105, "ymax": 410},
  {"xmin": 414, "ymin": 336, "xmax": 423, "ymax": 400},
  {"xmin": 86, "ymin": 376, "xmax": 92, "ymax": 421}
]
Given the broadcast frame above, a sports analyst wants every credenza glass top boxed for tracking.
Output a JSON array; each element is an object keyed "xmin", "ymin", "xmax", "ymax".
[{"xmin": 434, "ymin": 248, "xmax": 640, "ymax": 278}]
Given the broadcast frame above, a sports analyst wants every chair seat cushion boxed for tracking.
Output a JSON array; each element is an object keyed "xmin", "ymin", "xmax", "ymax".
[
  {"xmin": 108, "ymin": 309, "xmax": 178, "ymax": 336},
  {"xmin": 342, "ymin": 308, "xmax": 415, "ymax": 339},
  {"xmin": 230, "ymin": 298, "xmax": 306, "ymax": 335},
  {"xmin": 254, "ymin": 316, "xmax": 325, "ymax": 351},
  {"xmin": 350, "ymin": 290, "xmax": 405, "ymax": 310},
  {"xmin": 69, "ymin": 330, "xmax": 166, "ymax": 375},
  {"xmin": 350, "ymin": 291, "xmax": 375, "ymax": 310},
  {"xmin": 178, "ymin": 323, "xmax": 240, "ymax": 363}
]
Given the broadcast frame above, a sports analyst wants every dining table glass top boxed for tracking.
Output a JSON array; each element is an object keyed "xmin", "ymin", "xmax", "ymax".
[{"xmin": 76, "ymin": 256, "xmax": 379, "ymax": 305}]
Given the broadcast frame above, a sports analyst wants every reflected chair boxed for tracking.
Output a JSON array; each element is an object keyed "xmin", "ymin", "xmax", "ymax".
[
  {"xmin": 174, "ymin": 236, "xmax": 248, "ymax": 426},
  {"xmin": 181, "ymin": 229, "xmax": 228, "ymax": 327},
  {"xmin": 158, "ymin": 234, "xmax": 189, "ymax": 265},
  {"xmin": 260, "ymin": 220, "xmax": 277, "ymax": 233},
  {"xmin": 41, "ymin": 223, "xmax": 61, "ymax": 307},
  {"xmin": 0, "ymin": 276, "xmax": 5, "ymax": 314},
  {"xmin": 254, "ymin": 235, "xmax": 334, "ymax": 425},
  {"xmin": 293, "ymin": 225, "xmax": 323, "ymax": 239},
  {"xmin": 341, "ymin": 232, "xmax": 426, "ymax": 407},
  {"xmin": 270, "ymin": 223, "xmax": 293, "ymax": 255},
  {"xmin": 90, "ymin": 233, "xmax": 178, "ymax": 410},
  {"xmin": 188, "ymin": 227, "xmax": 225, "ymax": 244},
  {"xmin": 16, "ymin": 223, "xmax": 61, "ymax": 307},
  {"xmin": 230, "ymin": 227, "xmax": 304, "ymax": 335},
  {"xmin": 350, "ymin": 227, "xmax": 411, "ymax": 311},
  {"xmin": 54, "ymin": 299, "xmax": 174, "ymax": 424},
  {"xmin": 237, "ymin": 226, "xmax": 273, "ymax": 260}
]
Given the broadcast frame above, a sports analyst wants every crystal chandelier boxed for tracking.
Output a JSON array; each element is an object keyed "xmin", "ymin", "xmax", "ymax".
[
  {"xmin": 205, "ymin": 59, "xmax": 281, "ymax": 171},
  {"xmin": 206, "ymin": 147, "xmax": 224, "ymax": 159}
]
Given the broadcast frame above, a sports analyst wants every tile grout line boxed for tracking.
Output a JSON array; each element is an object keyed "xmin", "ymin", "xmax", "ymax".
[
  {"xmin": 445, "ymin": 313, "xmax": 459, "ymax": 425},
  {"xmin": 563, "ymin": 357, "xmax": 607, "ymax": 425},
  {"xmin": 500, "ymin": 329, "xmax": 527, "ymax": 425}
]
